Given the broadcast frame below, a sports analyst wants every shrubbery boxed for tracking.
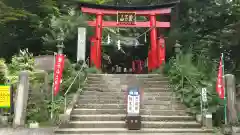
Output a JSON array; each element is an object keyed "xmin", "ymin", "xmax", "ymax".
[
  {"xmin": 163, "ymin": 51, "xmax": 225, "ymax": 126},
  {"xmin": 0, "ymin": 49, "xmax": 88, "ymax": 125},
  {"xmin": 5, "ymin": 49, "xmax": 54, "ymax": 124}
]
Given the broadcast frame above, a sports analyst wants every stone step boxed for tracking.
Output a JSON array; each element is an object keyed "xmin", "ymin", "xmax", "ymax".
[
  {"xmin": 85, "ymin": 84, "xmax": 169, "ymax": 88},
  {"xmin": 56, "ymin": 73, "xmax": 212, "ymax": 135},
  {"xmin": 86, "ymin": 79, "xmax": 168, "ymax": 84},
  {"xmin": 71, "ymin": 108, "xmax": 187, "ymax": 115},
  {"xmin": 75, "ymin": 104, "xmax": 185, "ymax": 110},
  {"xmin": 86, "ymin": 80, "xmax": 169, "ymax": 84},
  {"xmin": 87, "ymin": 74, "xmax": 165, "ymax": 77},
  {"xmin": 82, "ymin": 91, "xmax": 173, "ymax": 97},
  {"xmin": 141, "ymin": 83, "xmax": 169, "ymax": 87},
  {"xmin": 84, "ymin": 84, "xmax": 169, "ymax": 88},
  {"xmin": 56, "ymin": 133, "xmax": 213, "ymax": 135},
  {"xmin": 88, "ymin": 74, "xmax": 167, "ymax": 79},
  {"xmin": 83, "ymin": 87, "xmax": 170, "ymax": 92},
  {"xmin": 77, "ymin": 99, "xmax": 180, "ymax": 104},
  {"xmin": 87, "ymin": 73, "xmax": 162, "ymax": 76},
  {"xmin": 70, "ymin": 114, "xmax": 194, "ymax": 121},
  {"xmin": 87, "ymin": 76, "xmax": 168, "ymax": 81},
  {"xmin": 65, "ymin": 121, "xmax": 200, "ymax": 128},
  {"xmin": 79, "ymin": 95, "xmax": 177, "ymax": 101},
  {"xmin": 55, "ymin": 128, "xmax": 213, "ymax": 134}
]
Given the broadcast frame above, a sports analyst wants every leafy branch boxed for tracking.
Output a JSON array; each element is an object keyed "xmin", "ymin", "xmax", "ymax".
[{"xmin": 41, "ymin": 8, "xmax": 87, "ymax": 46}]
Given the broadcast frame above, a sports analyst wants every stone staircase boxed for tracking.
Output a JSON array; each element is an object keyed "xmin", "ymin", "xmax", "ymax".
[{"xmin": 55, "ymin": 74, "xmax": 213, "ymax": 135}]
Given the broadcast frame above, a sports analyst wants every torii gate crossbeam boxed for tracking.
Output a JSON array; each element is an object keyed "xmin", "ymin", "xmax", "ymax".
[{"xmin": 78, "ymin": 1, "xmax": 178, "ymax": 71}]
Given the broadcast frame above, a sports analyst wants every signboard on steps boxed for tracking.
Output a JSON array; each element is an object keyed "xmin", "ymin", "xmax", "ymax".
[
  {"xmin": 126, "ymin": 87, "xmax": 141, "ymax": 130},
  {"xmin": 127, "ymin": 88, "xmax": 140, "ymax": 114}
]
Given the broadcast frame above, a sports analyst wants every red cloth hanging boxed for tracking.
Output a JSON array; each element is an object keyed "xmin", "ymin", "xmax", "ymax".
[
  {"xmin": 157, "ymin": 36, "xmax": 166, "ymax": 67},
  {"xmin": 132, "ymin": 60, "xmax": 144, "ymax": 74},
  {"xmin": 132, "ymin": 61, "xmax": 136, "ymax": 73},
  {"xmin": 137, "ymin": 60, "xmax": 143, "ymax": 73}
]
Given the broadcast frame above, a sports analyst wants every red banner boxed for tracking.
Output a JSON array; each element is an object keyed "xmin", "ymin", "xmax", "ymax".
[
  {"xmin": 53, "ymin": 54, "xmax": 65, "ymax": 96},
  {"xmin": 158, "ymin": 37, "xmax": 165, "ymax": 66},
  {"xmin": 216, "ymin": 56, "xmax": 224, "ymax": 99}
]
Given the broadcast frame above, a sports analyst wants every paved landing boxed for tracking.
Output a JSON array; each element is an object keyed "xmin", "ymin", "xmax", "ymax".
[{"xmin": 0, "ymin": 128, "xmax": 55, "ymax": 135}]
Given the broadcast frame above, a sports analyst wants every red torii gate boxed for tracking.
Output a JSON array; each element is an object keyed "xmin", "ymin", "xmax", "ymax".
[{"xmin": 78, "ymin": 2, "xmax": 177, "ymax": 71}]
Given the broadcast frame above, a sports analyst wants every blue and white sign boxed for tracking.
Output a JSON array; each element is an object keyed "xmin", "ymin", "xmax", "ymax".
[{"xmin": 127, "ymin": 87, "xmax": 140, "ymax": 114}]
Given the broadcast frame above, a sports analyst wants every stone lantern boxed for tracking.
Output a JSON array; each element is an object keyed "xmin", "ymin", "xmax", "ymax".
[
  {"xmin": 56, "ymin": 29, "xmax": 65, "ymax": 54},
  {"xmin": 174, "ymin": 40, "xmax": 182, "ymax": 60}
]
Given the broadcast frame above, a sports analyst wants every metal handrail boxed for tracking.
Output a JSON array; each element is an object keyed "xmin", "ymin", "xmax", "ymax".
[
  {"xmin": 64, "ymin": 66, "xmax": 85, "ymax": 96},
  {"xmin": 64, "ymin": 58, "xmax": 89, "ymax": 111},
  {"xmin": 173, "ymin": 61, "xmax": 208, "ymax": 120}
]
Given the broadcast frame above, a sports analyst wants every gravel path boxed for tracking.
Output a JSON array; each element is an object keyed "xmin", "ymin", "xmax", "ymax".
[{"xmin": 0, "ymin": 128, "xmax": 56, "ymax": 135}]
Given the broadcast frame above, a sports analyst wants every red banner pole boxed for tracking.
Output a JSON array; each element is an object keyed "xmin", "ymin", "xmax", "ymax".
[{"xmin": 51, "ymin": 52, "xmax": 56, "ymax": 120}]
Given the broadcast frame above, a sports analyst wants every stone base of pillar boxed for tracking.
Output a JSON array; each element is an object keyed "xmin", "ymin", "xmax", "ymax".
[
  {"xmin": 202, "ymin": 113, "xmax": 213, "ymax": 129},
  {"xmin": 195, "ymin": 114, "xmax": 202, "ymax": 123},
  {"xmin": 0, "ymin": 115, "xmax": 8, "ymax": 127},
  {"xmin": 29, "ymin": 122, "xmax": 39, "ymax": 128}
]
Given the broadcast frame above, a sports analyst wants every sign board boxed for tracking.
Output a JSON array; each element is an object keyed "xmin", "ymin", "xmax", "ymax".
[
  {"xmin": 127, "ymin": 87, "xmax": 140, "ymax": 114},
  {"xmin": 201, "ymin": 88, "xmax": 207, "ymax": 102},
  {"xmin": 77, "ymin": 27, "xmax": 86, "ymax": 62},
  {"xmin": 117, "ymin": 12, "xmax": 136, "ymax": 25},
  {"xmin": 0, "ymin": 85, "xmax": 11, "ymax": 108}
]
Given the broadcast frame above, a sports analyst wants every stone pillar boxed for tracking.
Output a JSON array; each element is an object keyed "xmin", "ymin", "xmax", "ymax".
[
  {"xmin": 174, "ymin": 41, "xmax": 181, "ymax": 61},
  {"xmin": 13, "ymin": 71, "xmax": 29, "ymax": 128},
  {"xmin": 225, "ymin": 74, "xmax": 238, "ymax": 124}
]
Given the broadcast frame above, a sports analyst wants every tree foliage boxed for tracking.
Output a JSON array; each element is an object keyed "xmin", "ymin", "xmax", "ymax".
[
  {"xmin": 1, "ymin": 0, "xmax": 240, "ymax": 126},
  {"xmin": 41, "ymin": 9, "xmax": 87, "ymax": 49},
  {"xmin": 170, "ymin": 0, "xmax": 240, "ymax": 76},
  {"xmin": 0, "ymin": 59, "xmax": 8, "ymax": 84}
]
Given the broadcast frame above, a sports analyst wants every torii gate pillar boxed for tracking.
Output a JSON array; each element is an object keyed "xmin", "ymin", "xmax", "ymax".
[
  {"xmin": 95, "ymin": 13, "xmax": 103, "ymax": 69},
  {"xmin": 149, "ymin": 13, "xmax": 158, "ymax": 69}
]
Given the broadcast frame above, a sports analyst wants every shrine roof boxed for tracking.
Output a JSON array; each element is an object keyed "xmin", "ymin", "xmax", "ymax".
[{"xmin": 78, "ymin": 1, "xmax": 180, "ymax": 11}]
